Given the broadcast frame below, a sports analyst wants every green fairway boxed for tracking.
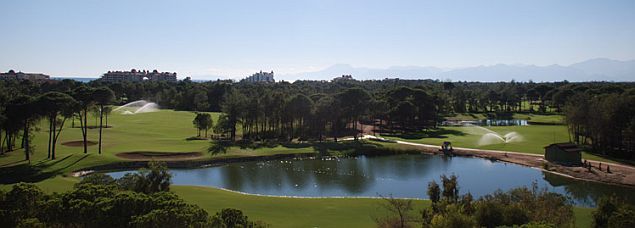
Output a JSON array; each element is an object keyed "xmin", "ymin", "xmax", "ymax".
[
  {"xmin": 444, "ymin": 112, "xmax": 563, "ymax": 124},
  {"xmin": 382, "ymin": 125, "xmax": 618, "ymax": 163},
  {"xmin": 174, "ymin": 186, "xmax": 594, "ymax": 228},
  {"xmin": 1, "ymin": 110, "xmax": 209, "ymax": 172},
  {"xmin": 0, "ymin": 109, "xmax": 328, "ymax": 184},
  {"xmin": 173, "ymin": 186, "xmax": 429, "ymax": 227},
  {"xmin": 0, "ymin": 176, "xmax": 595, "ymax": 228},
  {"xmin": 383, "ymin": 125, "xmax": 568, "ymax": 154},
  {"xmin": 513, "ymin": 113, "xmax": 564, "ymax": 124}
]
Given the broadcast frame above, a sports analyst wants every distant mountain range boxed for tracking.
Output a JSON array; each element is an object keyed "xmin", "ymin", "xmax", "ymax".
[{"xmin": 278, "ymin": 58, "xmax": 635, "ymax": 82}]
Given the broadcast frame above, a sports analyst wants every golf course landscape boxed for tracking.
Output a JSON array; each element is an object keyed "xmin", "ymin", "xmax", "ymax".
[
  {"xmin": 0, "ymin": 108, "xmax": 614, "ymax": 227},
  {"xmin": 5, "ymin": 1, "xmax": 635, "ymax": 227}
]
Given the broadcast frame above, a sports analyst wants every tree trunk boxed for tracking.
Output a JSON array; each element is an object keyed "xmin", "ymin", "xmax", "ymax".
[
  {"xmin": 52, "ymin": 117, "xmax": 66, "ymax": 160},
  {"xmin": 82, "ymin": 108, "xmax": 88, "ymax": 153},
  {"xmin": 52, "ymin": 117, "xmax": 57, "ymax": 159},
  {"xmin": 98, "ymin": 105, "xmax": 104, "ymax": 154},
  {"xmin": 231, "ymin": 119, "xmax": 236, "ymax": 141},
  {"xmin": 0, "ymin": 128, "xmax": 3, "ymax": 155},
  {"xmin": 48, "ymin": 117, "xmax": 53, "ymax": 159},
  {"xmin": 332, "ymin": 121, "xmax": 338, "ymax": 142},
  {"xmin": 11, "ymin": 132, "xmax": 17, "ymax": 151},
  {"xmin": 353, "ymin": 119, "xmax": 358, "ymax": 141},
  {"xmin": 23, "ymin": 119, "xmax": 30, "ymax": 162},
  {"xmin": 319, "ymin": 121, "xmax": 324, "ymax": 142},
  {"xmin": 289, "ymin": 120, "xmax": 294, "ymax": 141},
  {"xmin": 21, "ymin": 130, "xmax": 25, "ymax": 149},
  {"xmin": 6, "ymin": 132, "xmax": 12, "ymax": 151}
]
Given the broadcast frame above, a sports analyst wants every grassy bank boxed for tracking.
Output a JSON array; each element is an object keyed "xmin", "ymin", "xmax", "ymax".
[
  {"xmin": 0, "ymin": 176, "xmax": 594, "ymax": 228},
  {"xmin": 174, "ymin": 186, "xmax": 594, "ymax": 228}
]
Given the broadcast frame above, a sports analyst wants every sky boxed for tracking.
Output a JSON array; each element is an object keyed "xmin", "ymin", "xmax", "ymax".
[{"xmin": 1, "ymin": 0, "xmax": 634, "ymax": 80}]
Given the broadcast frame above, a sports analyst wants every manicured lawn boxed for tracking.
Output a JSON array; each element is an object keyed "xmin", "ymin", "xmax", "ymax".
[
  {"xmin": 444, "ymin": 113, "xmax": 488, "ymax": 121},
  {"xmin": 513, "ymin": 113, "xmax": 564, "ymax": 124},
  {"xmin": 444, "ymin": 112, "xmax": 564, "ymax": 124},
  {"xmin": 382, "ymin": 125, "xmax": 620, "ymax": 163},
  {"xmin": 383, "ymin": 125, "xmax": 569, "ymax": 154},
  {"xmin": 0, "ymin": 110, "xmax": 324, "ymax": 177},
  {"xmin": 173, "ymin": 186, "xmax": 429, "ymax": 227},
  {"xmin": 0, "ymin": 176, "xmax": 594, "ymax": 228},
  {"xmin": 1, "ymin": 110, "xmax": 210, "ymax": 172},
  {"xmin": 175, "ymin": 186, "xmax": 594, "ymax": 228}
]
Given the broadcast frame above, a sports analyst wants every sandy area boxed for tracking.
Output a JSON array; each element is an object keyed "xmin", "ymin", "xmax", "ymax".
[
  {"xmin": 115, "ymin": 151, "xmax": 203, "ymax": 161},
  {"xmin": 62, "ymin": 140, "xmax": 97, "ymax": 147}
]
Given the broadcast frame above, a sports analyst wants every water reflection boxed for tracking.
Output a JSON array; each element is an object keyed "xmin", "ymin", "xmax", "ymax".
[
  {"xmin": 108, "ymin": 155, "xmax": 635, "ymax": 207},
  {"xmin": 442, "ymin": 119, "xmax": 529, "ymax": 126},
  {"xmin": 542, "ymin": 172, "xmax": 635, "ymax": 206}
]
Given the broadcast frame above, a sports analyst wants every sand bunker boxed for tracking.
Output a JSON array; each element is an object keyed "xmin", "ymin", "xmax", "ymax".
[
  {"xmin": 116, "ymin": 151, "xmax": 203, "ymax": 161},
  {"xmin": 62, "ymin": 140, "xmax": 97, "ymax": 147}
]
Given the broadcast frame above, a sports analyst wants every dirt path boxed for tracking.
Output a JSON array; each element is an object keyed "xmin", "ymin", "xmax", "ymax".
[{"xmin": 361, "ymin": 135, "xmax": 635, "ymax": 187}]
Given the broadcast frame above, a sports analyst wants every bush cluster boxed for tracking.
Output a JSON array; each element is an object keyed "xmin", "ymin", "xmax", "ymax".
[{"xmin": 0, "ymin": 161, "xmax": 267, "ymax": 228}]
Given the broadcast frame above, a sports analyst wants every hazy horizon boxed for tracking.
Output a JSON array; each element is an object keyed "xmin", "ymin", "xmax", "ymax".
[
  {"xmin": 45, "ymin": 57, "xmax": 634, "ymax": 83},
  {"xmin": 2, "ymin": 0, "xmax": 634, "ymax": 81}
]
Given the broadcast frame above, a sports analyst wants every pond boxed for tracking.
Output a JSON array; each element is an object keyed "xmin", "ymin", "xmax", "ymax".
[
  {"xmin": 442, "ymin": 119, "xmax": 529, "ymax": 126},
  {"xmin": 107, "ymin": 154, "xmax": 635, "ymax": 207}
]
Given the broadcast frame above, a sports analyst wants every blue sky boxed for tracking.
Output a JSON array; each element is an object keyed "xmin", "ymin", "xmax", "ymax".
[{"xmin": 1, "ymin": 0, "xmax": 634, "ymax": 79}]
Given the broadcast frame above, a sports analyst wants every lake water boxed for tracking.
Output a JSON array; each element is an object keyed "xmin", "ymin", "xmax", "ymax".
[
  {"xmin": 442, "ymin": 119, "xmax": 529, "ymax": 126},
  {"xmin": 107, "ymin": 154, "xmax": 634, "ymax": 207}
]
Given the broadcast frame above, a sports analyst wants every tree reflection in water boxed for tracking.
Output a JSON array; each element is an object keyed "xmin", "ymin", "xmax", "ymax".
[
  {"xmin": 542, "ymin": 171, "xmax": 635, "ymax": 206},
  {"xmin": 107, "ymin": 154, "xmax": 635, "ymax": 206}
]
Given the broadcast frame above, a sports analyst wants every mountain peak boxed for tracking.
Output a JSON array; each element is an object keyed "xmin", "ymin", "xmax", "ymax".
[{"xmin": 279, "ymin": 58, "xmax": 635, "ymax": 82}]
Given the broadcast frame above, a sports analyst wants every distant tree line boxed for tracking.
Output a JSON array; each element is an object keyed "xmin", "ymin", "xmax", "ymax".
[
  {"xmin": 75, "ymin": 77, "xmax": 632, "ymax": 116},
  {"xmin": 564, "ymin": 88, "xmax": 635, "ymax": 159},
  {"xmin": 1, "ymin": 77, "xmax": 634, "ymax": 160}
]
